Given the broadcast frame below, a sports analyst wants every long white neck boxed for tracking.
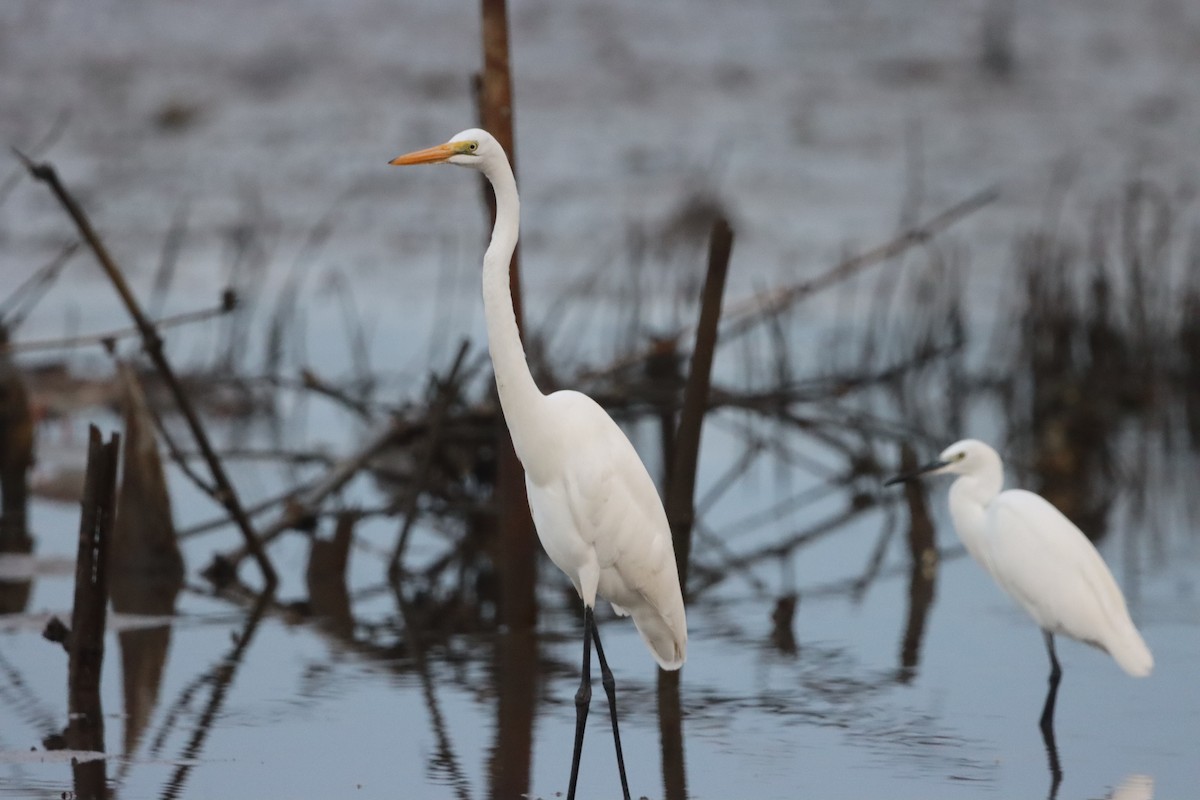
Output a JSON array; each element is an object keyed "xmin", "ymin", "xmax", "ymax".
[
  {"xmin": 479, "ymin": 155, "xmax": 547, "ymax": 462},
  {"xmin": 947, "ymin": 459, "xmax": 1004, "ymax": 573}
]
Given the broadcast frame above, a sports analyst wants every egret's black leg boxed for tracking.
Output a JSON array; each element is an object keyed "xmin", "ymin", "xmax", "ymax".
[
  {"xmin": 591, "ymin": 619, "xmax": 632, "ymax": 800},
  {"xmin": 566, "ymin": 607, "xmax": 594, "ymax": 800},
  {"xmin": 1039, "ymin": 631, "xmax": 1063, "ymax": 734}
]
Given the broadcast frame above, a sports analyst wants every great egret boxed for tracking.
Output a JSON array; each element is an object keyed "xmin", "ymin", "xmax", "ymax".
[
  {"xmin": 885, "ymin": 439, "xmax": 1152, "ymax": 733},
  {"xmin": 390, "ymin": 129, "xmax": 687, "ymax": 800}
]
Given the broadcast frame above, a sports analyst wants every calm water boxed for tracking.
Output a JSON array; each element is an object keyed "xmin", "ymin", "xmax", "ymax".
[{"xmin": 2, "ymin": 0, "xmax": 1200, "ymax": 798}]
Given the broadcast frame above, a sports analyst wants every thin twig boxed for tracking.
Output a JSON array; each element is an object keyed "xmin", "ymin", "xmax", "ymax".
[{"xmin": 4, "ymin": 292, "xmax": 236, "ymax": 354}]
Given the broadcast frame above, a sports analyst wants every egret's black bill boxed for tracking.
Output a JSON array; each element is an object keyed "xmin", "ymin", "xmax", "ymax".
[{"xmin": 883, "ymin": 460, "xmax": 947, "ymax": 487}]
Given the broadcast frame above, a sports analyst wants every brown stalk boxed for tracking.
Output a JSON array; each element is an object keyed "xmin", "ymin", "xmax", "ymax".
[{"xmin": 666, "ymin": 216, "xmax": 734, "ymax": 599}]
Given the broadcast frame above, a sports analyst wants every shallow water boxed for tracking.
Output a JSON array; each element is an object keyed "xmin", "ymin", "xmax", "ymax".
[{"xmin": 2, "ymin": 1, "xmax": 1200, "ymax": 799}]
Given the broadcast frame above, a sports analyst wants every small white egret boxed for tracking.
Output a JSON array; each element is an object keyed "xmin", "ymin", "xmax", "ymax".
[
  {"xmin": 390, "ymin": 130, "xmax": 687, "ymax": 800},
  {"xmin": 886, "ymin": 438, "xmax": 1152, "ymax": 732}
]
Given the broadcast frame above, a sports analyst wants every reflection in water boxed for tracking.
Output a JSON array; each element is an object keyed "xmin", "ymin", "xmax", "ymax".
[
  {"xmin": 159, "ymin": 594, "xmax": 268, "ymax": 800},
  {"xmin": 656, "ymin": 669, "xmax": 687, "ymax": 800},
  {"xmin": 1109, "ymin": 774, "xmax": 1154, "ymax": 800},
  {"xmin": 393, "ymin": 584, "xmax": 472, "ymax": 800},
  {"xmin": 770, "ymin": 594, "xmax": 799, "ymax": 656},
  {"xmin": 111, "ymin": 363, "xmax": 185, "ymax": 758},
  {"xmin": 306, "ymin": 512, "xmax": 356, "ymax": 639},
  {"xmin": 488, "ymin": 627, "xmax": 537, "ymax": 800},
  {"xmin": 1040, "ymin": 714, "xmax": 1063, "ymax": 800},
  {"xmin": 896, "ymin": 445, "xmax": 937, "ymax": 683}
]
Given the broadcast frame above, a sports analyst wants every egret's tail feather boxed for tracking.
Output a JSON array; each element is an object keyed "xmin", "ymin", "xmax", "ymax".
[
  {"xmin": 630, "ymin": 606, "xmax": 687, "ymax": 671},
  {"xmin": 1109, "ymin": 624, "xmax": 1153, "ymax": 677}
]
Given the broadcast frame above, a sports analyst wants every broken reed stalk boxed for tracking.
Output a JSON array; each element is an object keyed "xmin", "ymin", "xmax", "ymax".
[
  {"xmin": 666, "ymin": 217, "xmax": 734, "ymax": 600},
  {"xmin": 0, "ymin": 327, "xmax": 34, "ymax": 553},
  {"xmin": 477, "ymin": 0, "xmax": 537, "ymax": 630},
  {"xmin": 389, "ymin": 340, "xmax": 470, "ymax": 578},
  {"xmin": 14, "ymin": 152, "xmax": 277, "ymax": 591},
  {"xmin": 68, "ymin": 426, "xmax": 120, "ymax": 760}
]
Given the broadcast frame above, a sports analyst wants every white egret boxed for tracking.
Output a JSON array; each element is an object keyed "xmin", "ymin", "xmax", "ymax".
[
  {"xmin": 390, "ymin": 129, "xmax": 687, "ymax": 800},
  {"xmin": 886, "ymin": 438, "xmax": 1152, "ymax": 733}
]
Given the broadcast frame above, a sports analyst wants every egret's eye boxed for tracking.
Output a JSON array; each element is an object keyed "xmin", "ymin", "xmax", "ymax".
[
  {"xmin": 467, "ymin": 141, "xmax": 479, "ymax": 153},
  {"xmin": 954, "ymin": 452, "xmax": 966, "ymax": 461}
]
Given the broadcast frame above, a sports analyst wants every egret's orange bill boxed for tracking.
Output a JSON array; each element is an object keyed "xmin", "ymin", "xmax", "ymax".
[{"xmin": 389, "ymin": 142, "xmax": 456, "ymax": 166}]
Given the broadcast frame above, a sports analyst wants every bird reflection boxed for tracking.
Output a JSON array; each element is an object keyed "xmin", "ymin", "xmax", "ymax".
[
  {"xmin": 1109, "ymin": 774, "xmax": 1154, "ymax": 800},
  {"xmin": 1041, "ymin": 719, "xmax": 1063, "ymax": 800}
]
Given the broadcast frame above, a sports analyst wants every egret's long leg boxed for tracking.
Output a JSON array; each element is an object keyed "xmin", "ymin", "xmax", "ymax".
[
  {"xmin": 1039, "ymin": 631, "xmax": 1063, "ymax": 734},
  {"xmin": 591, "ymin": 619, "xmax": 632, "ymax": 800},
  {"xmin": 566, "ymin": 607, "xmax": 594, "ymax": 800}
]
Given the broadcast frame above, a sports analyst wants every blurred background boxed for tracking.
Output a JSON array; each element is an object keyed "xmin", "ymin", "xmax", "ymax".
[{"xmin": 1, "ymin": 1, "xmax": 1199, "ymax": 798}]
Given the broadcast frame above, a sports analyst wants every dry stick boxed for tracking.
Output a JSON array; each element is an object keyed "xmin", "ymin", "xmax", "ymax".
[
  {"xmin": 136, "ymin": 372, "xmax": 220, "ymax": 498},
  {"xmin": 4, "ymin": 292, "xmax": 236, "ymax": 354},
  {"xmin": 177, "ymin": 480, "xmax": 317, "ymax": 539},
  {"xmin": 478, "ymin": 0, "xmax": 537, "ymax": 632},
  {"xmin": 14, "ymin": 152, "xmax": 278, "ymax": 590},
  {"xmin": 0, "ymin": 330, "xmax": 34, "ymax": 552},
  {"xmin": 300, "ymin": 367, "xmax": 374, "ymax": 420},
  {"xmin": 665, "ymin": 217, "xmax": 733, "ymax": 599},
  {"xmin": 587, "ymin": 187, "xmax": 997, "ymax": 381},
  {"xmin": 63, "ymin": 427, "xmax": 118, "ymax": 799},
  {"xmin": 389, "ymin": 340, "xmax": 471, "ymax": 577},
  {"xmin": 58, "ymin": 427, "xmax": 119, "ymax": 760}
]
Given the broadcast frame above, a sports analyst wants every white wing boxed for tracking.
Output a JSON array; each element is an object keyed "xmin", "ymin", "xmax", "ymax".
[
  {"xmin": 525, "ymin": 390, "xmax": 687, "ymax": 670},
  {"xmin": 985, "ymin": 489, "xmax": 1151, "ymax": 674}
]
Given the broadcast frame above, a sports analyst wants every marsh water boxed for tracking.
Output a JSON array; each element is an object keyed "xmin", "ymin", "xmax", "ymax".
[{"xmin": 2, "ymin": 1, "xmax": 1200, "ymax": 798}]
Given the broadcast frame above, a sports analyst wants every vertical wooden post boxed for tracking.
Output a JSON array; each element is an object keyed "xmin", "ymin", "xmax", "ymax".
[
  {"xmin": 665, "ymin": 217, "xmax": 734, "ymax": 600},
  {"xmin": 68, "ymin": 426, "xmax": 120, "ymax": 798},
  {"xmin": 478, "ymin": 0, "xmax": 536, "ymax": 629},
  {"xmin": 656, "ymin": 218, "xmax": 732, "ymax": 800},
  {"xmin": 0, "ymin": 327, "xmax": 34, "ymax": 555}
]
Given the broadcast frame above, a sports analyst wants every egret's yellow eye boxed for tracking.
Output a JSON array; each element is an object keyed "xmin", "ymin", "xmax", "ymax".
[
  {"xmin": 467, "ymin": 141, "xmax": 478, "ymax": 153},
  {"xmin": 954, "ymin": 452, "xmax": 966, "ymax": 461}
]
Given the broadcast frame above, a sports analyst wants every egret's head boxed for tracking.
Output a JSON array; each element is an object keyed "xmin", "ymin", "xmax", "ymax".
[
  {"xmin": 884, "ymin": 438, "xmax": 999, "ymax": 485},
  {"xmin": 389, "ymin": 128, "xmax": 497, "ymax": 170}
]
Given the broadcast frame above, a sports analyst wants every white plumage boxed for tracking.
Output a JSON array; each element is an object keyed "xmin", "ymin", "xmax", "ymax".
[
  {"xmin": 984, "ymin": 488, "xmax": 1152, "ymax": 676},
  {"xmin": 888, "ymin": 438, "xmax": 1151, "ymax": 733},
  {"xmin": 525, "ymin": 389, "xmax": 687, "ymax": 669}
]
